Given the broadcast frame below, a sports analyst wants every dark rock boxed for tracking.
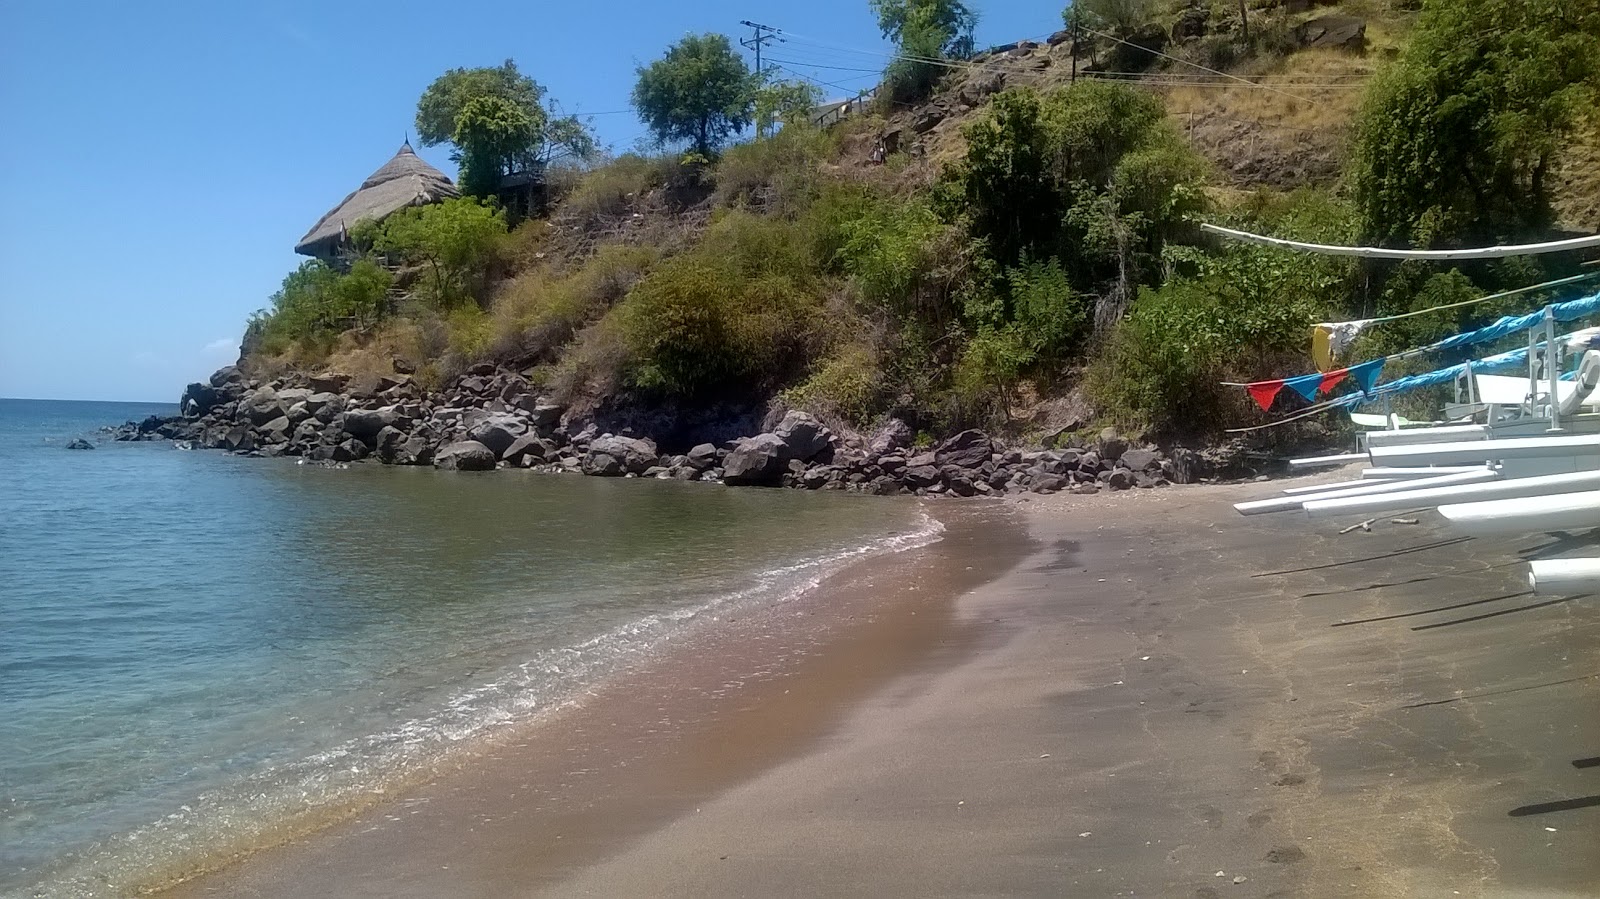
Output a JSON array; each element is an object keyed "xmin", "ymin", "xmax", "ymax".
[
  {"xmin": 466, "ymin": 362, "xmax": 496, "ymax": 377},
  {"xmin": 503, "ymin": 433, "xmax": 557, "ymax": 465},
  {"xmin": 1296, "ymin": 15, "xmax": 1365, "ymax": 53},
  {"xmin": 65, "ymin": 438, "xmax": 94, "ymax": 450},
  {"xmin": 868, "ymin": 418, "xmax": 914, "ymax": 455},
  {"xmin": 911, "ymin": 105, "xmax": 945, "ymax": 134},
  {"xmin": 209, "ymin": 365, "xmax": 246, "ymax": 389},
  {"xmin": 239, "ymin": 388, "xmax": 286, "ymax": 426},
  {"xmin": 582, "ymin": 452, "xmax": 624, "ymax": 477},
  {"xmin": 465, "ymin": 412, "xmax": 528, "ymax": 457},
  {"xmin": 945, "ymin": 475, "xmax": 977, "ymax": 497},
  {"xmin": 1106, "ymin": 22, "xmax": 1167, "ymax": 71},
  {"xmin": 398, "ymin": 434, "xmax": 435, "ymax": 466},
  {"xmin": 332, "ymin": 438, "xmax": 369, "ymax": 462},
  {"xmin": 1172, "ymin": 5, "xmax": 1209, "ymax": 41},
  {"xmin": 900, "ymin": 465, "xmax": 941, "ymax": 489},
  {"xmin": 434, "ymin": 440, "xmax": 496, "ymax": 471},
  {"xmin": 1097, "ymin": 427, "xmax": 1128, "ymax": 463},
  {"xmin": 308, "ymin": 373, "xmax": 350, "ymax": 393},
  {"xmin": 1046, "ymin": 28, "xmax": 1071, "ymax": 46},
  {"xmin": 772, "ymin": 411, "xmax": 831, "ymax": 462},
  {"xmin": 179, "ymin": 382, "xmax": 226, "ymax": 418},
  {"xmin": 1120, "ymin": 448, "xmax": 1160, "ymax": 472},
  {"xmin": 934, "ymin": 430, "xmax": 993, "ymax": 470},
  {"xmin": 1107, "ymin": 469, "xmax": 1135, "ymax": 490},
  {"xmin": 589, "ymin": 435, "xmax": 659, "ymax": 474},
  {"xmin": 723, "ymin": 434, "xmax": 788, "ymax": 486},
  {"xmin": 373, "ymin": 425, "xmax": 407, "ymax": 463},
  {"xmin": 258, "ymin": 416, "xmax": 292, "ymax": 444},
  {"xmin": 686, "ymin": 443, "xmax": 718, "ymax": 470},
  {"xmin": 1030, "ymin": 474, "xmax": 1068, "ymax": 494},
  {"xmin": 342, "ymin": 408, "xmax": 396, "ymax": 442}
]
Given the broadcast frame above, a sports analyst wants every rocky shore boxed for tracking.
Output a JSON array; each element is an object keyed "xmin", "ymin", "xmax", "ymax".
[{"xmin": 112, "ymin": 365, "xmax": 1247, "ymax": 496}]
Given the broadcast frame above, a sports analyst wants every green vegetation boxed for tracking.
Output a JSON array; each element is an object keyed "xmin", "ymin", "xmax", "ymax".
[
  {"xmin": 243, "ymin": 0, "xmax": 1600, "ymax": 446},
  {"xmin": 368, "ymin": 197, "xmax": 508, "ymax": 308},
  {"xmin": 414, "ymin": 61, "xmax": 597, "ymax": 198},
  {"xmin": 1351, "ymin": 0, "xmax": 1600, "ymax": 245},
  {"xmin": 631, "ymin": 33, "xmax": 758, "ymax": 156},
  {"xmin": 872, "ymin": 0, "xmax": 978, "ymax": 104},
  {"xmin": 247, "ymin": 259, "xmax": 393, "ymax": 355}
]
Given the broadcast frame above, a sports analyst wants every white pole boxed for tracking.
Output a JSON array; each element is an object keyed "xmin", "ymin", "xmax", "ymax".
[
  {"xmin": 1234, "ymin": 469, "xmax": 1498, "ymax": 516},
  {"xmin": 1437, "ymin": 489, "xmax": 1600, "ymax": 536},
  {"xmin": 1289, "ymin": 452, "xmax": 1368, "ymax": 468},
  {"xmin": 1282, "ymin": 477, "xmax": 1391, "ymax": 496},
  {"xmin": 1304, "ymin": 469, "xmax": 1600, "ymax": 519},
  {"xmin": 1369, "ymin": 433, "xmax": 1600, "ymax": 467},
  {"xmin": 1546, "ymin": 307, "xmax": 1563, "ymax": 433},
  {"xmin": 1364, "ymin": 425, "xmax": 1489, "ymax": 448},
  {"xmin": 1528, "ymin": 558, "xmax": 1600, "ymax": 595},
  {"xmin": 1360, "ymin": 466, "xmax": 1487, "ymax": 480}
]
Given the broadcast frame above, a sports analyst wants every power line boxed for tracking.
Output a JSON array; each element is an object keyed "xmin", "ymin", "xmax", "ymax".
[{"xmin": 740, "ymin": 20, "xmax": 784, "ymax": 78}]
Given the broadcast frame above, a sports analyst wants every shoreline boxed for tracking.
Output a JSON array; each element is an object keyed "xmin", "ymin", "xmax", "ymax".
[
  {"xmin": 148, "ymin": 500, "xmax": 1032, "ymax": 897},
  {"xmin": 157, "ymin": 472, "xmax": 1598, "ymax": 897}
]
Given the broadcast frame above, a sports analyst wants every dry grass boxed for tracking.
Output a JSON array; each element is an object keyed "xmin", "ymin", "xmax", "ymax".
[{"xmin": 1552, "ymin": 113, "xmax": 1600, "ymax": 235}]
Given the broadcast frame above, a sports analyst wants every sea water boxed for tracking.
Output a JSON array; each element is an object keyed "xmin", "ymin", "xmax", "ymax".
[{"xmin": 0, "ymin": 398, "xmax": 937, "ymax": 896}]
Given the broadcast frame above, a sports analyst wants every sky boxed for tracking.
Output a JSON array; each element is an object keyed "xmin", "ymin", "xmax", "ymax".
[{"xmin": 0, "ymin": 0, "xmax": 1068, "ymax": 402}]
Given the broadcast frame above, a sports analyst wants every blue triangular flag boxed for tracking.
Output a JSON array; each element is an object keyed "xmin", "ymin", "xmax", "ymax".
[
  {"xmin": 1349, "ymin": 358, "xmax": 1384, "ymax": 396},
  {"xmin": 1283, "ymin": 372, "xmax": 1325, "ymax": 402}
]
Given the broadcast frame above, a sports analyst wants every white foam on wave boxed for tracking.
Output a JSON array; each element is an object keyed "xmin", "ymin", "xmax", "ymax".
[{"xmin": 26, "ymin": 509, "xmax": 944, "ymax": 898}]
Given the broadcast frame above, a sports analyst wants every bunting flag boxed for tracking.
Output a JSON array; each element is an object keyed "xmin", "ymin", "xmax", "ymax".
[
  {"xmin": 1318, "ymin": 368, "xmax": 1349, "ymax": 395},
  {"xmin": 1282, "ymin": 372, "xmax": 1325, "ymax": 402},
  {"xmin": 1247, "ymin": 380, "xmax": 1285, "ymax": 412},
  {"xmin": 1348, "ymin": 358, "xmax": 1384, "ymax": 396}
]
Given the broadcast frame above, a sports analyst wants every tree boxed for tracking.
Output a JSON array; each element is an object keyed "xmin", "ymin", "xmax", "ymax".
[
  {"xmin": 870, "ymin": 0, "xmax": 978, "ymax": 59},
  {"xmin": 1071, "ymin": 0, "xmax": 1152, "ymax": 36},
  {"xmin": 631, "ymin": 33, "xmax": 757, "ymax": 156},
  {"xmin": 754, "ymin": 77, "xmax": 824, "ymax": 137},
  {"xmin": 415, "ymin": 60, "xmax": 599, "ymax": 196},
  {"xmin": 1351, "ymin": 0, "xmax": 1600, "ymax": 245},
  {"xmin": 369, "ymin": 197, "xmax": 507, "ymax": 307},
  {"xmin": 872, "ymin": 0, "xmax": 979, "ymax": 104}
]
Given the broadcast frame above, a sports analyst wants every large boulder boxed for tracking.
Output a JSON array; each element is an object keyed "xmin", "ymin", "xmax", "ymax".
[
  {"xmin": 868, "ymin": 418, "xmax": 914, "ymax": 455},
  {"xmin": 589, "ymin": 435, "xmax": 659, "ymax": 474},
  {"xmin": 433, "ymin": 440, "xmax": 497, "ymax": 471},
  {"xmin": 373, "ymin": 425, "xmax": 408, "ymax": 463},
  {"xmin": 723, "ymin": 434, "xmax": 789, "ymax": 486},
  {"xmin": 342, "ymin": 408, "xmax": 397, "ymax": 442},
  {"xmin": 503, "ymin": 433, "xmax": 558, "ymax": 465},
  {"xmin": 258, "ymin": 416, "xmax": 292, "ymax": 444},
  {"xmin": 582, "ymin": 452, "xmax": 624, "ymax": 476},
  {"xmin": 772, "ymin": 411, "xmax": 831, "ymax": 462},
  {"xmin": 933, "ymin": 429, "xmax": 993, "ymax": 470},
  {"xmin": 464, "ymin": 412, "xmax": 528, "ymax": 457},
  {"xmin": 685, "ymin": 443, "xmax": 719, "ymax": 471},
  {"xmin": 1296, "ymin": 15, "xmax": 1365, "ymax": 53},
  {"xmin": 179, "ymin": 382, "xmax": 226, "ymax": 418},
  {"xmin": 65, "ymin": 438, "xmax": 94, "ymax": 450},
  {"xmin": 238, "ymin": 388, "xmax": 285, "ymax": 425}
]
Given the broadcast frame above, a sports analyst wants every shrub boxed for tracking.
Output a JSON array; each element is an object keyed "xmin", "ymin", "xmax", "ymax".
[
  {"xmin": 712, "ymin": 125, "xmax": 835, "ymax": 212},
  {"xmin": 370, "ymin": 197, "xmax": 507, "ymax": 308},
  {"xmin": 781, "ymin": 343, "xmax": 888, "ymax": 425},
  {"xmin": 561, "ymin": 154, "xmax": 675, "ymax": 227},
  {"xmin": 252, "ymin": 258, "xmax": 394, "ymax": 348},
  {"xmin": 489, "ymin": 244, "xmax": 657, "ymax": 361}
]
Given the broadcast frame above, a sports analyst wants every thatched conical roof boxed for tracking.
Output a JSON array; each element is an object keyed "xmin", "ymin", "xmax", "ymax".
[{"xmin": 295, "ymin": 142, "xmax": 458, "ymax": 257}]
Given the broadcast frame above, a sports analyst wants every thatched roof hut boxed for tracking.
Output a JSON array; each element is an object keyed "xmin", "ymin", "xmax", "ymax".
[{"xmin": 295, "ymin": 142, "xmax": 458, "ymax": 261}]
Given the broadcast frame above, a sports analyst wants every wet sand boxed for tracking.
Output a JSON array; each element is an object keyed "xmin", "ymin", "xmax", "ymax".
[{"xmin": 163, "ymin": 476, "xmax": 1598, "ymax": 898}]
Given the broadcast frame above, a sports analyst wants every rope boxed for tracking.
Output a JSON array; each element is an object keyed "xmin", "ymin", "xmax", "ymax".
[{"xmin": 1201, "ymin": 223, "xmax": 1600, "ymax": 259}]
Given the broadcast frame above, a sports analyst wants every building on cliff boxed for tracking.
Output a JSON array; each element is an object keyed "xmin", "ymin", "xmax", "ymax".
[{"xmin": 294, "ymin": 141, "xmax": 458, "ymax": 264}]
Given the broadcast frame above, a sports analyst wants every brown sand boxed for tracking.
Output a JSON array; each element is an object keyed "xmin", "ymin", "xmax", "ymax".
[{"xmin": 162, "ymin": 477, "xmax": 1599, "ymax": 898}]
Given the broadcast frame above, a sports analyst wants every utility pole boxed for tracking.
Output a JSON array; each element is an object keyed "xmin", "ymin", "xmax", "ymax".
[
  {"xmin": 1239, "ymin": 0, "xmax": 1249, "ymax": 42},
  {"xmin": 1070, "ymin": 9, "xmax": 1079, "ymax": 84},
  {"xmin": 740, "ymin": 20, "xmax": 783, "ymax": 137}
]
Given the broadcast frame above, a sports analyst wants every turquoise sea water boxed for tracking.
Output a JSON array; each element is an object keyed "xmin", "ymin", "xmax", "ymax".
[{"xmin": 0, "ymin": 398, "xmax": 936, "ymax": 896}]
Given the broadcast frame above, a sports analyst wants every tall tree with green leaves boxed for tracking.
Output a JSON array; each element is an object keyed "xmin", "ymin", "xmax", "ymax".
[
  {"xmin": 1351, "ymin": 0, "xmax": 1600, "ymax": 245},
  {"xmin": 631, "ymin": 34, "xmax": 757, "ymax": 156},
  {"xmin": 871, "ymin": 0, "xmax": 979, "ymax": 104},
  {"xmin": 415, "ymin": 60, "xmax": 598, "ymax": 196},
  {"xmin": 754, "ymin": 76, "xmax": 824, "ymax": 137},
  {"xmin": 870, "ymin": 0, "xmax": 978, "ymax": 58}
]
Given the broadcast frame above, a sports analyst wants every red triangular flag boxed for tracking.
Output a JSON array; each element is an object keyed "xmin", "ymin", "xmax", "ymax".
[
  {"xmin": 1247, "ymin": 380, "xmax": 1285, "ymax": 412},
  {"xmin": 1318, "ymin": 369, "xmax": 1349, "ymax": 395}
]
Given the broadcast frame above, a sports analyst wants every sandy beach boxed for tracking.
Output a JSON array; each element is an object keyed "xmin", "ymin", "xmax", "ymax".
[{"xmin": 161, "ymin": 474, "xmax": 1598, "ymax": 898}]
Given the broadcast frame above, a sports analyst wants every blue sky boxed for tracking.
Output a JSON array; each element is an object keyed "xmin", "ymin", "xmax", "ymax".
[{"xmin": 0, "ymin": 0, "xmax": 1067, "ymax": 402}]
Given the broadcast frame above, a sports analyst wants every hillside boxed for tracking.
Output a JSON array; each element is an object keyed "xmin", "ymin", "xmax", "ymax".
[{"xmin": 229, "ymin": 0, "xmax": 1600, "ymax": 474}]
